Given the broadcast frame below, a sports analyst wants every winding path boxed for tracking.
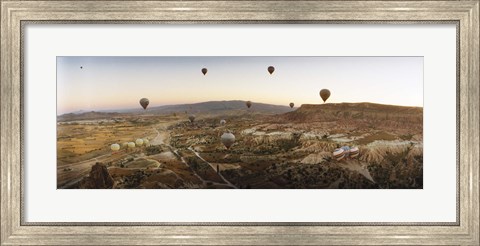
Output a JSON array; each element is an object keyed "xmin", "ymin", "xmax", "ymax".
[
  {"xmin": 187, "ymin": 147, "xmax": 237, "ymax": 189},
  {"xmin": 152, "ymin": 126, "xmax": 235, "ymax": 188},
  {"xmin": 60, "ymin": 124, "xmax": 236, "ymax": 189}
]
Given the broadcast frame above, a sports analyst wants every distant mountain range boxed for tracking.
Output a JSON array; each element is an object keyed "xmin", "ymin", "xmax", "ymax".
[
  {"xmin": 58, "ymin": 100, "xmax": 424, "ymax": 124},
  {"xmin": 58, "ymin": 100, "xmax": 293, "ymax": 121},
  {"xmin": 136, "ymin": 100, "xmax": 292, "ymax": 115}
]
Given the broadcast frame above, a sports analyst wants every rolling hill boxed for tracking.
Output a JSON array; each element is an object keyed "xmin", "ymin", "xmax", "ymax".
[
  {"xmin": 279, "ymin": 102, "xmax": 422, "ymax": 124},
  {"xmin": 58, "ymin": 100, "xmax": 292, "ymax": 121}
]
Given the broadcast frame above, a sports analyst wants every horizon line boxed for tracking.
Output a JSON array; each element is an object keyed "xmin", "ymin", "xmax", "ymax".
[{"xmin": 58, "ymin": 100, "xmax": 424, "ymax": 116}]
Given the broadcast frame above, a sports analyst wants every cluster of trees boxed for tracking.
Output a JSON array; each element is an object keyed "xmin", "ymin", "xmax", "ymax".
[{"xmin": 368, "ymin": 153, "xmax": 423, "ymax": 189}]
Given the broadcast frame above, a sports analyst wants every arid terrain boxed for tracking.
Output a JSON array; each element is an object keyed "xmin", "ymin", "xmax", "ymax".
[{"xmin": 57, "ymin": 101, "xmax": 423, "ymax": 189}]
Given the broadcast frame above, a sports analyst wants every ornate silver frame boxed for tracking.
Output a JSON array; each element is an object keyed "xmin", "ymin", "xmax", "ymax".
[{"xmin": 1, "ymin": 1, "xmax": 478, "ymax": 245}]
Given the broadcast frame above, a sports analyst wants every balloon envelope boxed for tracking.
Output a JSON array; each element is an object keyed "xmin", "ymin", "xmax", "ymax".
[
  {"xmin": 139, "ymin": 98, "xmax": 149, "ymax": 110},
  {"xmin": 267, "ymin": 66, "xmax": 275, "ymax": 75},
  {"xmin": 350, "ymin": 147, "xmax": 360, "ymax": 158},
  {"xmin": 319, "ymin": 89, "xmax": 331, "ymax": 103},
  {"xmin": 289, "ymin": 102, "xmax": 294, "ymax": 108},
  {"xmin": 221, "ymin": 132, "xmax": 236, "ymax": 149},
  {"xmin": 110, "ymin": 143, "xmax": 120, "ymax": 151},
  {"xmin": 333, "ymin": 148, "xmax": 345, "ymax": 161},
  {"xmin": 202, "ymin": 68, "xmax": 208, "ymax": 75},
  {"xmin": 246, "ymin": 101, "xmax": 252, "ymax": 108}
]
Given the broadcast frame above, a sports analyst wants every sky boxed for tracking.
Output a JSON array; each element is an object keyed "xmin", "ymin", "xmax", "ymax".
[{"xmin": 57, "ymin": 56, "xmax": 423, "ymax": 115}]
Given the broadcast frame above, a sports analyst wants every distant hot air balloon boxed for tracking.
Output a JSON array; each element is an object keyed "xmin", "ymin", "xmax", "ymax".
[
  {"xmin": 289, "ymin": 102, "xmax": 294, "ymax": 108},
  {"xmin": 139, "ymin": 98, "xmax": 149, "ymax": 110},
  {"xmin": 220, "ymin": 119, "xmax": 226, "ymax": 125},
  {"xmin": 267, "ymin": 66, "xmax": 275, "ymax": 75},
  {"xmin": 201, "ymin": 68, "xmax": 208, "ymax": 75},
  {"xmin": 110, "ymin": 143, "xmax": 120, "ymax": 151},
  {"xmin": 189, "ymin": 114, "xmax": 196, "ymax": 123},
  {"xmin": 127, "ymin": 142, "xmax": 136, "ymax": 148},
  {"xmin": 221, "ymin": 132, "xmax": 236, "ymax": 149},
  {"xmin": 246, "ymin": 101, "xmax": 252, "ymax": 108},
  {"xmin": 319, "ymin": 89, "xmax": 331, "ymax": 103},
  {"xmin": 135, "ymin": 138, "xmax": 144, "ymax": 146}
]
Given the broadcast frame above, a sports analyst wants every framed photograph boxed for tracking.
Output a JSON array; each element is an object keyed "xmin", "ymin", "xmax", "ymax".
[
  {"xmin": 1, "ymin": 0, "xmax": 478, "ymax": 245},
  {"xmin": 56, "ymin": 56, "xmax": 423, "ymax": 190}
]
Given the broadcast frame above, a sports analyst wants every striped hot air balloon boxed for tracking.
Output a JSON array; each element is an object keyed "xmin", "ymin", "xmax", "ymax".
[
  {"xmin": 350, "ymin": 147, "xmax": 360, "ymax": 158},
  {"xmin": 341, "ymin": 146, "xmax": 351, "ymax": 158},
  {"xmin": 333, "ymin": 148, "xmax": 346, "ymax": 161}
]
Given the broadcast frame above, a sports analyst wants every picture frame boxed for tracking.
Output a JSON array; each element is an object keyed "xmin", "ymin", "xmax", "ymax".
[{"xmin": 1, "ymin": 0, "xmax": 478, "ymax": 245}]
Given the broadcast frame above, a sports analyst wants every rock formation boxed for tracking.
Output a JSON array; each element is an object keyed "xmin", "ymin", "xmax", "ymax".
[{"xmin": 78, "ymin": 162, "xmax": 114, "ymax": 189}]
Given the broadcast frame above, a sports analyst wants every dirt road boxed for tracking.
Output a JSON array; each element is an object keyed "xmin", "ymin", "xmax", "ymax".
[{"xmin": 58, "ymin": 151, "xmax": 130, "ymax": 188}]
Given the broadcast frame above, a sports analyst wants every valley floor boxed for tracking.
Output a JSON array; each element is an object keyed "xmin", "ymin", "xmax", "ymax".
[{"xmin": 57, "ymin": 105, "xmax": 423, "ymax": 189}]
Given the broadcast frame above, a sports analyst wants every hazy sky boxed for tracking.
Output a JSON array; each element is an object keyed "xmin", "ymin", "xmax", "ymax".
[{"xmin": 57, "ymin": 56, "xmax": 423, "ymax": 115}]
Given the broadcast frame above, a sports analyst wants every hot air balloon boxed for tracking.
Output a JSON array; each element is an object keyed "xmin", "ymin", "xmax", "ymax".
[
  {"xmin": 189, "ymin": 114, "xmax": 196, "ymax": 123},
  {"xmin": 341, "ymin": 146, "xmax": 351, "ymax": 156},
  {"xmin": 350, "ymin": 147, "xmax": 360, "ymax": 158},
  {"xmin": 319, "ymin": 89, "xmax": 331, "ymax": 103},
  {"xmin": 289, "ymin": 102, "xmax": 294, "ymax": 108},
  {"xmin": 220, "ymin": 119, "xmax": 226, "ymax": 125},
  {"xmin": 246, "ymin": 101, "xmax": 252, "ymax": 108},
  {"xmin": 267, "ymin": 66, "xmax": 275, "ymax": 75},
  {"xmin": 110, "ymin": 143, "xmax": 120, "ymax": 151},
  {"xmin": 127, "ymin": 142, "xmax": 136, "ymax": 148},
  {"xmin": 201, "ymin": 68, "xmax": 208, "ymax": 75},
  {"xmin": 221, "ymin": 132, "xmax": 236, "ymax": 149},
  {"xmin": 332, "ymin": 146, "xmax": 359, "ymax": 161},
  {"xmin": 139, "ymin": 98, "xmax": 149, "ymax": 110},
  {"xmin": 135, "ymin": 138, "xmax": 144, "ymax": 146},
  {"xmin": 333, "ymin": 148, "xmax": 345, "ymax": 161}
]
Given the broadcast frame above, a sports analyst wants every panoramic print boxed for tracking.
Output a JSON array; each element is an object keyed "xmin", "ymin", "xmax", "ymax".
[{"xmin": 57, "ymin": 56, "xmax": 423, "ymax": 189}]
